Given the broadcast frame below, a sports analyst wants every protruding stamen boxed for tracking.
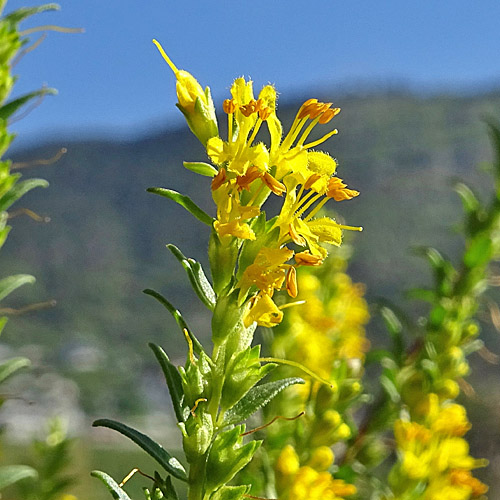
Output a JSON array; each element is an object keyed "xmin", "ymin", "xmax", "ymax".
[
  {"xmin": 119, "ymin": 468, "xmax": 155, "ymax": 487},
  {"xmin": 183, "ymin": 328, "xmax": 196, "ymax": 364},
  {"xmin": 297, "ymin": 98, "xmax": 318, "ymax": 119},
  {"xmin": 152, "ymin": 39, "xmax": 179, "ymax": 74},
  {"xmin": 319, "ymin": 107, "xmax": 340, "ymax": 124},
  {"xmin": 240, "ymin": 411, "xmax": 305, "ymax": 436},
  {"xmin": 303, "ymin": 128, "xmax": 338, "ymax": 150},
  {"xmin": 11, "ymin": 147, "xmax": 67, "ymax": 170},
  {"xmin": 190, "ymin": 398, "xmax": 208, "ymax": 417}
]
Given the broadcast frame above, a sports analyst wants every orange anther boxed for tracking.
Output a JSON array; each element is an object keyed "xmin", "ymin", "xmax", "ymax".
[
  {"xmin": 258, "ymin": 107, "xmax": 272, "ymax": 121},
  {"xmin": 297, "ymin": 98, "xmax": 318, "ymax": 119},
  {"xmin": 303, "ymin": 173, "xmax": 322, "ymax": 191},
  {"xmin": 223, "ymin": 98, "xmax": 237, "ymax": 114},
  {"xmin": 240, "ymin": 99, "xmax": 258, "ymax": 117},
  {"xmin": 237, "ymin": 166, "xmax": 262, "ymax": 191},
  {"xmin": 318, "ymin": 106, "xmax": 340, "ymax": 124},
  {"xmin": 211, "ymin": 168, "xmax": 227, "ymax": 191},
  {"xmin": 262, "ymin": 172, "xmax": 286, "ymax": 196}
]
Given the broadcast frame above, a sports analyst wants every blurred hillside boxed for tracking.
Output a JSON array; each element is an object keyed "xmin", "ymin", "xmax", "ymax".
[{"xmin": 2, "ymin": 89, "xmax": 500, "ymax": 429}]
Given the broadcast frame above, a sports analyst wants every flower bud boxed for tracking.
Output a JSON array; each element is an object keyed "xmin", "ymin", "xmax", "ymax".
[{"xmin": 153, "ymin": 40, "xmax": 218, "ymax": 145}]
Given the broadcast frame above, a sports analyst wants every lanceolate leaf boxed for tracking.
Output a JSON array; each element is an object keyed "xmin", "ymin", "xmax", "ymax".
[
  {"xmin": 92, "ymin": 419, "xmax": 187, "ymax": 482},
  {"xmin": 143, "ymin": 289, "xmax": 204, "ymax": 355},
  {"xmin": 0, "ymin": 89, "xmax": 57, "ymax": 121},
  {"xmin": 223, "ymin": 377, "xmax": 304, "ymax": 426},
  {"xmin": 167, "ymin": 244, "xmax": 216, "ymax": 310},
  {"xmin": 0, "ymin": 465, "xmax": 37, "ymax": 490},
  {"xmin": 0, "ymin": 274, "xmax": 35, "ymax": 302},
  {"xmin": 147, "ymin": 187, "xmax": 213, "ymax": 226},
  {"xmin": 183, "ymin": 161, "xmax": 218, "ymax": 177},
  {"xmin": 90, "ymin": 471, "xmax": 132, "ymax": 500},
  {"xmin": 149, "ymin": 343, "xmax": 189, "ymax": 422},
  {"xmin": 0, "ymin": 178, "xmax": 49, "ymax": 212},
  {"xmin": 0, "ymin": 357, "xmax": 30, "ymax": 383}
]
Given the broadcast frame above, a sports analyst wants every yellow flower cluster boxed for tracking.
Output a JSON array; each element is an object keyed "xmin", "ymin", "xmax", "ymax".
[
  {"xmin": 283, "ymin": 269, "xmax": 369, "ymax": 379},
  {"xmin": 276, "ymin": 445, "xmax": 356, "ymax": 500},
  {"xmin": 391, "ymin": 394, "xmax": 488, "ymax": 499},
  {"xmin": 153, "ymin": 40, "xmax": 361, "ymax": 328}
]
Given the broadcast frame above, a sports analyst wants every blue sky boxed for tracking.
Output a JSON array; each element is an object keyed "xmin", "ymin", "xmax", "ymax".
[{"xmin": 6, "ymin": 0, "xmax": 500, "ymax": 144}]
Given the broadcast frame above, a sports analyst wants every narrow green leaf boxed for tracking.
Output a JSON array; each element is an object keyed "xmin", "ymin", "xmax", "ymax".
[
  {"xmin": 0, "ymin": 465, "xmax": 37, "ymax": 490},
  {"xmin": 223, "ymin": 377, "xmax": 304, "ymax": 426},
  {"xmin": 0, "ymin": 274, "xmax": 35, "ymax": 302},
  {"xmin": 454, "ymin": 182, "xmax": 480, "ymax": 214},
  {"xmin": 0, "ymin": 89, "xmax": 57, "ymax": 121},
  {"xmin": 167, "ymin": 244, "xmax": 216, "ymax": 310},
  {"xmin": 147, "ymin": 187, "xmax": 213, "ymax": 226},
  {"xmin": 92, "ymin": 419, "xmax": 187, "ymax": 482},
  {"xmin": 0, "ymin": 357, "xmax": 30, "ymax": 383},
  {"xmin": 380, "ymin": 374, "xmax": 400, "ymax": 403},
  {"xmin": 0, "ymin": 178, "xmax": 49, "ymax": 212},
  {"xmin": 4, "ymin": 4, "xmax": 60, "ymax": 25},
  {"xmin": 90, "ymin": 471, "xmax": 132, "ymax": 500},
  {"xmin": 143, "ymin": 289, "xmax": 205, "ymax": 355},
  {"xmin": 486, "ymin": 121, "xmax": 500, "ymax": 178},
  {"xmin": 183, "ymin": 161, "xmax": 218, "ymax": 177},
  {"xmin": 149, "ymin": 343, "xmax": 188, "ymax": 422}
]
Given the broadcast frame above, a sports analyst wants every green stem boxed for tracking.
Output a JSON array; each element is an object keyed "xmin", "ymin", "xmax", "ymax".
[{"xmin": 188, "ymin": 455, "xmax": 207, "ymax": 500}]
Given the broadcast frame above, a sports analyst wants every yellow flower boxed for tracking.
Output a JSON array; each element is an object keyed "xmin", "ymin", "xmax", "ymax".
[
  {"xmin": 238, "ymin": 247, "xmax": 294, "ymax": 301},
  {"xmin": 243, "ymin": 292, "xmax": 283, "ymax": 327}
]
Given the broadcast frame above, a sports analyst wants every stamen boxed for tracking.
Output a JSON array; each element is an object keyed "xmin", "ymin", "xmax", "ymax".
[
  {"xmin": 303, "ymin": 129, "xmax": 338, "ymax": 150},
  {"xmin": 279, "ymin": 300, "xmax": 306, "ymax": 310},
  {"xmin": 319, "ymin": 107, "xmax": 340, "ymax": 124},
  {"xmin": 294, "ymin": 192, "xmax": 322, "ymax": 219},
  {"xmin": 183, "ymin": 328, "xmax": 196, "ymax": 364},
  {"xmin": 152, "ymin": 39, "xmax": 179, "ymax": 74},
  {"xmin": 240, "ymin": 99, "xmax": 258, "ymax": 117},
  {"xmin": 336, "ymin": 223, "xmax": 363, "ymax": 232},
  {"xmin": 190, "ymin": 398, "xmax": 208, "ymax": 417},
  {"xmin": 281, "ymin": 116, "xmax": 308, "ymax": 151},
  {"xmin": 303, "ymin": 196, "xmax": 329, "ymax": 221},
  {"xmin": 259, "ymin": 357, "xmax": 334, "ymax": 388},
  {"xmin": 11, "ymin": 147, "xmax": 67, "ymax": 170},
  {"xmin": 303, "ymin": 173, "xmax": 322, "ymax": 191},
  {"xmin": 8, "ymin": 207, "xmax": 50, "ymax": 223},
  {"xmin": 19, "ymin": 25, "xmax": 84, "ymax": 37},
  {"xmin": 296, "ymin": 116, "xmax": 320, "ymax": 147},
  {"xmin": 247, "ymin": 117, "xmax": 263, "ymax": 145},
  {"xmin": 297, "ymin": 98, "xmax": 318, "ymax": 119},
  {"xmin": 119, "ymin": 468, "xmax": 155, "ymax": 487},
  {"xmin": 240, "ymin": 411, "xmax": 305, "ymax": 436}
]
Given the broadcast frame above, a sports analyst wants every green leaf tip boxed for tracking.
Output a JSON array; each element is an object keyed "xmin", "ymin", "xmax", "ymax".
[{"xmin": 92, "ymin": 419, "xmax": 187, "ymax": 482}]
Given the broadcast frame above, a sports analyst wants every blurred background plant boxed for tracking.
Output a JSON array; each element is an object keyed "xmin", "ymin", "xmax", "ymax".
[{"xmin": 0, "ymin": 1, "xmax": 79, "ymax": 498}]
